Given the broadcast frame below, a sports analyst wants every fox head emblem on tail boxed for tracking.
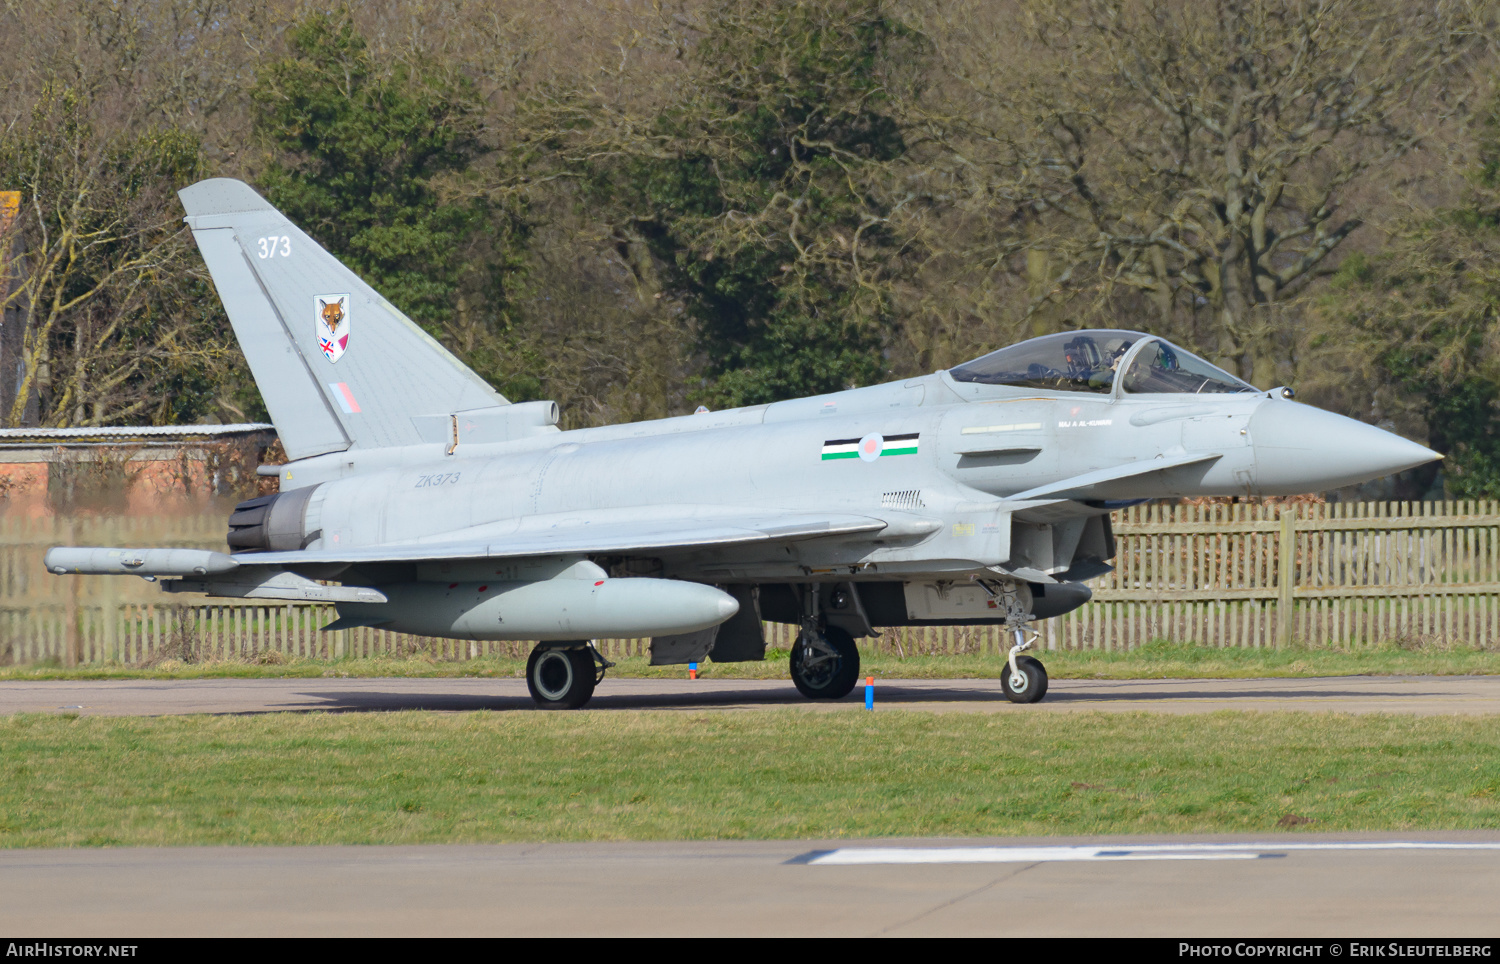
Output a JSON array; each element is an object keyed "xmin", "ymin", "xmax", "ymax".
[
  {"xmin": 314, "ymin": 293, "xmax": 351, "ymax": 363},
  {"xmin": 319, "ymin": 298, "xmax": 345, "ymax": 333}
]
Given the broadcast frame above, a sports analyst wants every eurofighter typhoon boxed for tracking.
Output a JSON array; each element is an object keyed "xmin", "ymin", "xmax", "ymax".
[{"xmin": 45, "ymin": 179, "xmax": 1441, "ymax": 708}]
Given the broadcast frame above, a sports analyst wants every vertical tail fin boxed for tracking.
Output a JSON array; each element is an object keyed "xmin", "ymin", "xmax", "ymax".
[{"xmin": 179, "ymin": 178, "xmax": 508, "ymax": 459}]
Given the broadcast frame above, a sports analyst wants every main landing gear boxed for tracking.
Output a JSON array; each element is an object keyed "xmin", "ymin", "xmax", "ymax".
[
  {"xmin": 789, "ymin": 584, "xmax": 861, "ymax": 700},
  {"xmin": 790, "ymin": 624, "xmax": 860, "ymax": 699},
  {"xmin": 527, "ymin": 641, "xmax": 613, "ymax": 709}
]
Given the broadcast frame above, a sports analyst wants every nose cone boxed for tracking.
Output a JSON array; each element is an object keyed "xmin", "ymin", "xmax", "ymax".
[{"xmin": 1249, "ymin": 401, "xmax": 1441, "ymax": 494}]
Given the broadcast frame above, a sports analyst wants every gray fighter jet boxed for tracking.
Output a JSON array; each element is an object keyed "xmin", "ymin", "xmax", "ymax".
[{"xmin": 45, "ymin": 179, "xmax": 1440, "ymax": 707}]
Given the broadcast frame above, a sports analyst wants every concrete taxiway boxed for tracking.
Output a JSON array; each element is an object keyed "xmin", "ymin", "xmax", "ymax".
[
  {"xmin": 6, "ymin": 682, "xmax": 1498, "ymax": 936},
  {"xmin": 3, "ymin": 674, "xmax": 1500, "ymax": 716},
  {"xmin": 5, "ymin": 833, "xmax": 1500, "ymax": 936}
]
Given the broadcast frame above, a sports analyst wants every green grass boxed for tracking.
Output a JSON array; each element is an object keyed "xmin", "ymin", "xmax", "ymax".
[
  {"xmin": 4, "ymin": 639, "xmax": 1499, "ymax": 681},
  {"xmin": 3, "ymin": 710, "xmax": 1499, "ymax": 848}
]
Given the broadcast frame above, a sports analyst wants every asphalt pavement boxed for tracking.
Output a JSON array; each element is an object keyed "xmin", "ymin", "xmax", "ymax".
[{"xmin": 3, "ymin": 673, "xmax": 1500, "ymax": 716}]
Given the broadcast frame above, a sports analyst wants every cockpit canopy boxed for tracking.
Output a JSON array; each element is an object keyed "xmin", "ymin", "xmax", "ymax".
[{"xmin": 948, "ymin": 330, "xmax": 1257, "ymax": 396}]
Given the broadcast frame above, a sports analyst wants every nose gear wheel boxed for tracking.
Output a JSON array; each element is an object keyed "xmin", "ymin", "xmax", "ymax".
[
  {"xmin": 1002, "ymin": 625, "xmax": 1048, "ymax": 703},
  {"xmin": 1001, "ymin": 654, "xmax": 1048, "ymax": 703}
]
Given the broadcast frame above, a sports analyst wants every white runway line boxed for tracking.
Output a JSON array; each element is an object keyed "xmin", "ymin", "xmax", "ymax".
[{"xmin": 798, "ymin": 841, "xmax": 1500, "ymax": 865}]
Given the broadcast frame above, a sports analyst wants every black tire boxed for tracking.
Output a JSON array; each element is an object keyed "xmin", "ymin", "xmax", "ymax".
[
  {"xmin": 1001, "ymin": 654, "xmax": 1048, "ymax": 704},
  {"xmin": 790, "ymin": 625, "xmax": 860, "ymax": 700},
  {"xmin": 526, "ymin": 645, "xmax": 597, "ymax": 709}
]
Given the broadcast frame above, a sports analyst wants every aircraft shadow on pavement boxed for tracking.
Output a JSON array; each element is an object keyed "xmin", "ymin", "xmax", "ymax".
[
  {"xmin": 291, "ymin": 687, "xmax": 814, "ymax": 713},
  {"xmin": 278, "ymin": 680, "xmax": 1438, "ymax": 714}
]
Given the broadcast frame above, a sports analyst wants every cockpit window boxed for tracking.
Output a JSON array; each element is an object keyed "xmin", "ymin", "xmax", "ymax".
[
  {"xmin": 949, "ymin": 330, "xmax": 1145, "ymax": 394},
  {"xmin": 1121, "ymin": 341, "xmax": 1257, "ymax": 395},
  {"xmin": 949, "ymin": 329, "xmax": 1260, "ymax": 396}
]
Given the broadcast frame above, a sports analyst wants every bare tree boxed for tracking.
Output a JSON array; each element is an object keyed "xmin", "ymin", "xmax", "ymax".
[
  {"xmin": 913, "ymin": 0, "xmax": 1489, "ymax": 385},
  {"xmin": 1302, "ymin": 88, "xmax": 1500, "ymax": 497},
  {"xmin": 0, "ymin": 85, "xmax": 221, "ymax": 426},
  {"xmin": 0, "ymin": 0, "xmax": 291, "ymax": 427}
]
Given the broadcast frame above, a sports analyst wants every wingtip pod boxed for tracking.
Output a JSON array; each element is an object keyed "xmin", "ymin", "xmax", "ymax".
[
  {"xmin": 178, "ymin": 178, "xmax": 276, "ymax": 219},
  {"xmin": 44, "ymin": 547, "xmax": 240, "ymax": 577}
]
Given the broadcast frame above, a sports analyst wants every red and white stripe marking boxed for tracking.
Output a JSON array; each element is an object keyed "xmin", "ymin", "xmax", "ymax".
[{"xmin": 329, "ymin": 382, "xmax": 361, "ymax": 414}]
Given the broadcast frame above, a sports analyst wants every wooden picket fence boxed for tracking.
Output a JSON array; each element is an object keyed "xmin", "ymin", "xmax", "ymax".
[
  {"xmin": 1, "ymin": 500, "xmax": 1497, "ymax": 666},
  {"xmin": 1042, "ymin": 499, "xmax": 1500, "ymax": 653}
]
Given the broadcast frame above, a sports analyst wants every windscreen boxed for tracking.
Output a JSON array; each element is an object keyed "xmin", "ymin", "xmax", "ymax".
[
  {"xmin": 1121, "ymin": 340, "xmax": 1258, "ymax": 394},
  {"xmin": 949, "ymin": 330, "xmax": 1146, "ymax": 394}
]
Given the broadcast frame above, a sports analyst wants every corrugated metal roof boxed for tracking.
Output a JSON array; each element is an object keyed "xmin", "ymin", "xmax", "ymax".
[{"xmin": 0, "ymin": 424, "xmax": 275, "ymax": 444}]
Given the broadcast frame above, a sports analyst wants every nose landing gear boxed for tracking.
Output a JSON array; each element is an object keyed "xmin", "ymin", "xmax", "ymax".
[
  {"xmin": 1002, "ymin": 626, "xmax": 1048, "ymax": 704},
  {"xmin": 973, "ymin": 577, "xmax": 1049, "ymax": 704}
]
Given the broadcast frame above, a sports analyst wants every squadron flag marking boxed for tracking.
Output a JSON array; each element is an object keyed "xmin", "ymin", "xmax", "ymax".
[{"xmin": 821, "ymin": 433, "xmax": 919, "ymax": 461}]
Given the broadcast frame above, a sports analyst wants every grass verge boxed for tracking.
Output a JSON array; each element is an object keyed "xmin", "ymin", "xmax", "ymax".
[
  {"xmin": 3, "ymin": 710, "xmax": 1499, "ymax": 847},
  {"xmin": 3, "ymin": 640, "xmax": 1499, "ymax": 681}
]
